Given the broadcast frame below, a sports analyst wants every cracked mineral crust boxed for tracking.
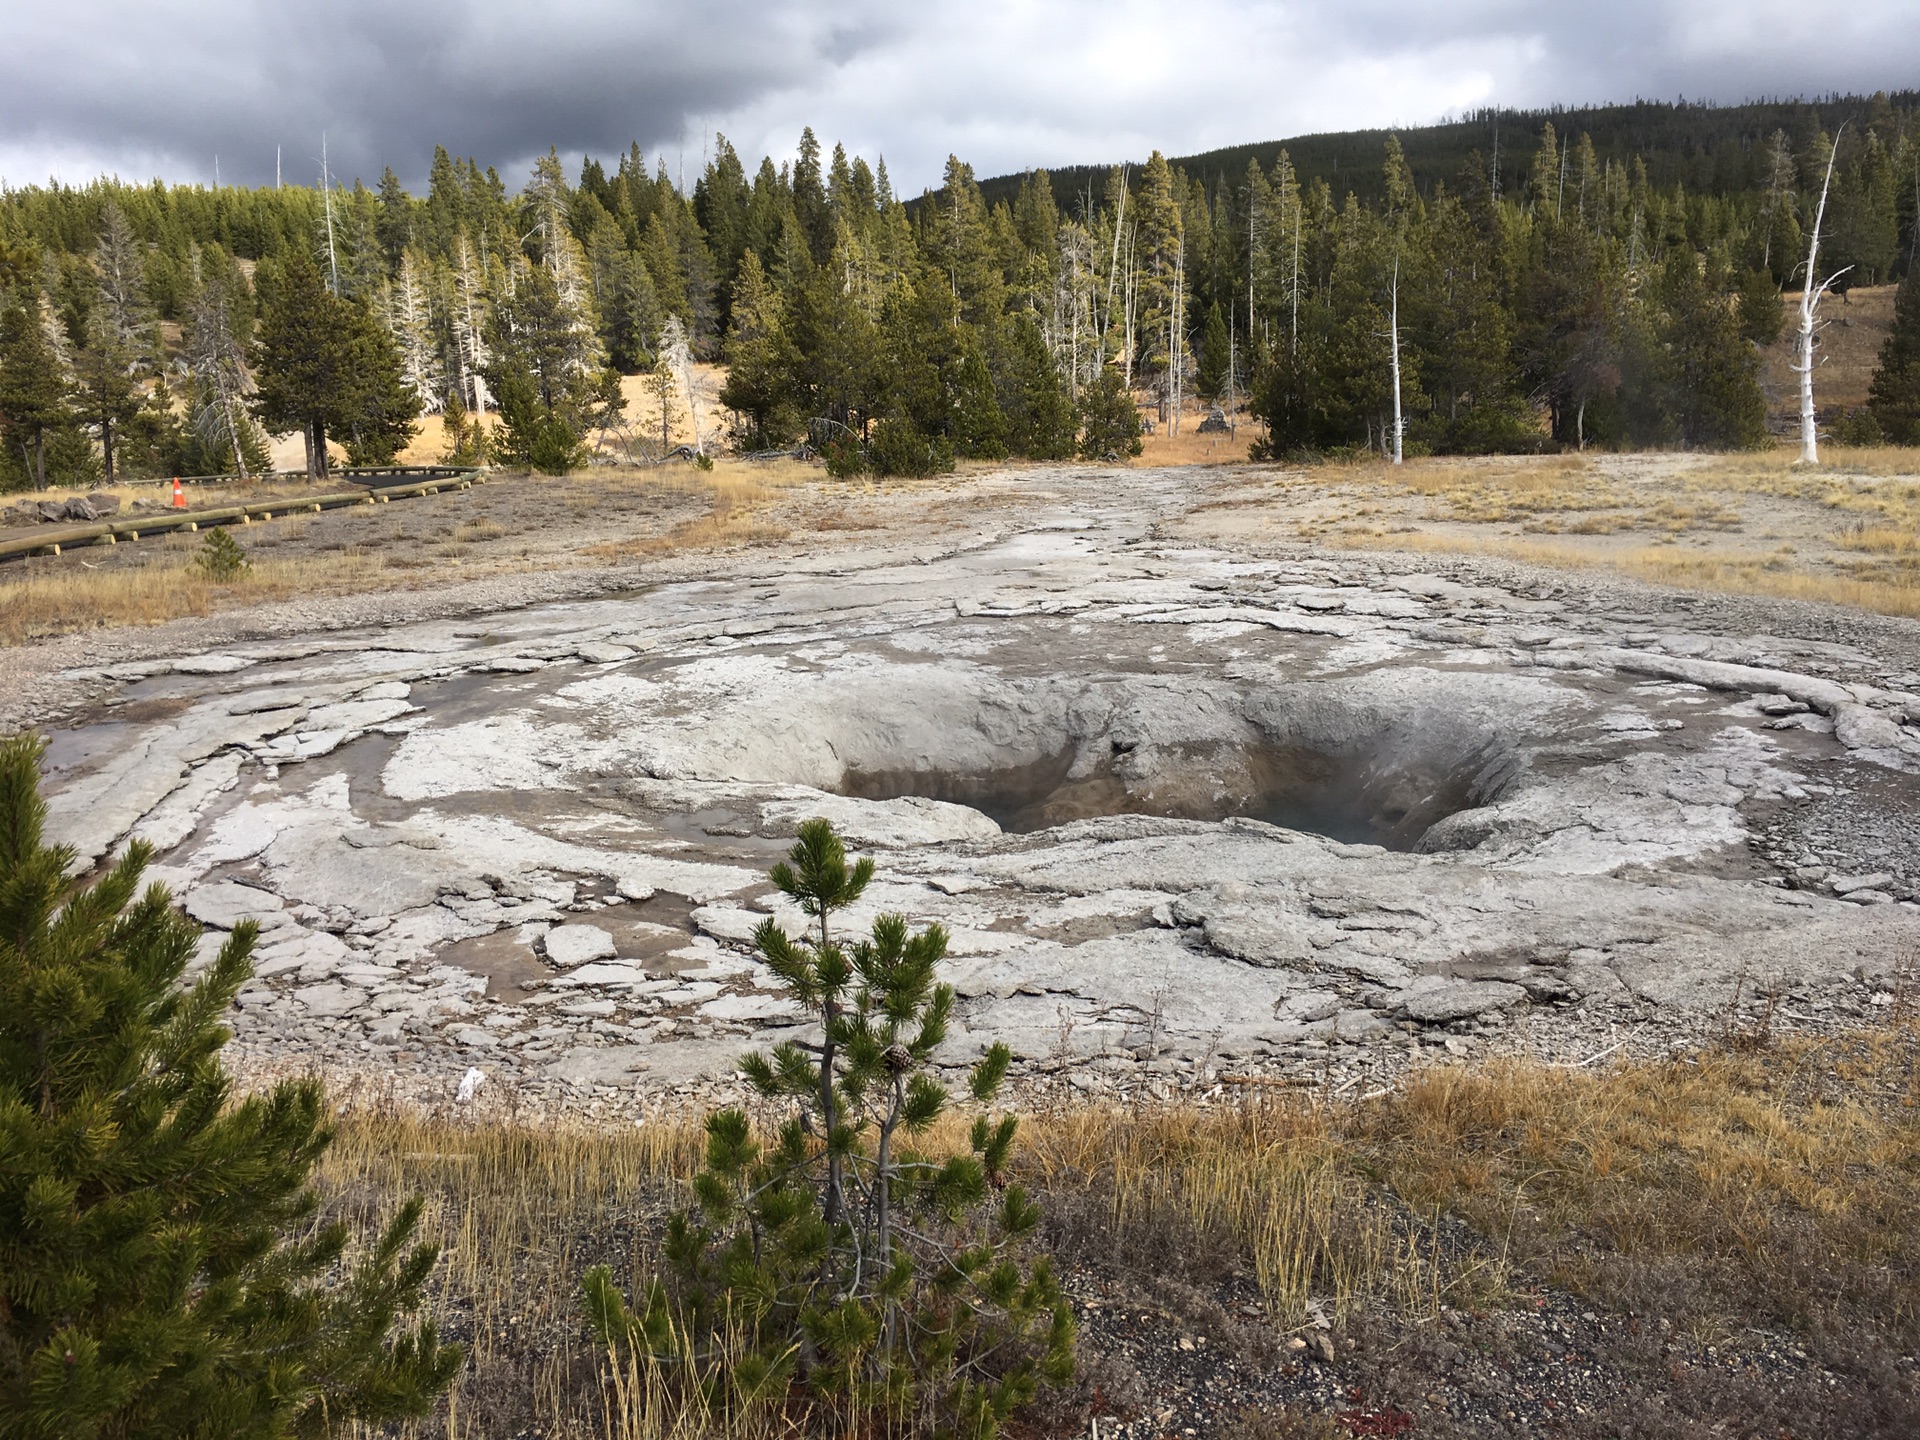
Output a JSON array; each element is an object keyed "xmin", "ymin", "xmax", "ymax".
[{"xmin": 26, "ymin": 468, "xmax": 1920, "ymax": 1111}]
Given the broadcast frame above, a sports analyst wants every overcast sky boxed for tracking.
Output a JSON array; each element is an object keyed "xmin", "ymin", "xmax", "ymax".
[{"xmin": 5, "ymin": 0, "xmax": 1918, "ymax": 196}]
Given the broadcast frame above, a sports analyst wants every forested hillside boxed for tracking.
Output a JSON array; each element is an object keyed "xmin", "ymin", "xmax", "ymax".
[
  {"xmin": 1, "ymin": 92, "xmax": 1916, "ymax": 489},
  {"xmin": 971, "ymin": 93, "xmax": 1920, "ymax": 214}
]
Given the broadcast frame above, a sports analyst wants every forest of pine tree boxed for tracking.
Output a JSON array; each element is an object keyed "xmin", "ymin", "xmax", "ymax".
[{"xmin": 0, "ymin": 92, "xmax": 1916, "ymax": 489}]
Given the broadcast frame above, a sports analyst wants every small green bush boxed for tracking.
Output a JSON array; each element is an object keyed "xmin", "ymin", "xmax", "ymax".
[
  {"xmin": 193, "ymin": 525, "xmax": 249, "ymax": 579},
  {"xmin": 821, "ymin": 432, "xmax": 867, "ymax": 479},
  {"xmin": 1831, "ymin": 407, "xmax": 1886, "ymax": 447},
  {"xmin": 584, "ymin": 820, "xmax": 1073, "ymax": 1438},
  {"xmin": 868, "ymin": 419, "xmax": 953, "ymax": 478},
  {"xmin": 529, "ymin": 417, "xmax": 586, "ymax": 475}
]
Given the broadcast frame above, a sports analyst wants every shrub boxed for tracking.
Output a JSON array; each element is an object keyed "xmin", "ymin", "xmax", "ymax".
[
  {"xmin": 529, "ymin": 416, "xmax": 587, "ymax": 475},
  {"xmin": 192, "ymin": 525, "xmax": 249, "ymax": 579},
  {"xmin": 584, "ymin": 819, "xmax": 1073, "ymax": 1438},
  {"xmin": 1076, "ymin": 367, "xmax": 1143, "ymax": 460},
  {"xmin": 868, "ymin": 418, "xmax": 953, "ymax": 478},
  {"xmin": 821, "ymin": 432, "xmax": 867, "ymax": 479},
  {"xmin": 1832, "ymin": 407, "xmax": 1886, "ymax": 447},
  {"xmin": 0, "ymin": 733, "xmax": 460, "ymax": 1440}
]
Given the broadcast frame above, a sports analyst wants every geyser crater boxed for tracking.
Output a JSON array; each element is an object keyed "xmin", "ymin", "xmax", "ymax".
[{"xmin": 727, "ymin": 668, "xmax": 1535, "ymax": 850}]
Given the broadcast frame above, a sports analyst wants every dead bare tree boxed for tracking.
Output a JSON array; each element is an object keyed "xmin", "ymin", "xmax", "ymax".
[
  {"xmin": 320, "ymin": 135, "xmax": 340, "ymax": 296},
  {"xmin": 1163, "ymin": 234, "xmax": 1187, "ymax": 435},
  {"xmin": 187, "ymin": 255, "xmax": 253, "ymax": 479},
  {"xmin": 453, "ymin": 237, "xmax": 491, "ymax": 418},
  {"xmin": 662, "ymin": 315, "xmax": 705, "ymax": 454},
  {"xmin": 1759, "ymin": 129, "xmax": 1797, "ymax": 271},
  {"xmin": 1289, "ymin": 184, "xmax": 1302, "ymax": 355},
  {"xmin": 1793, "ymin": 126, "xmax": 1852, "ymax": 466},
  {"xmin": 1388, "ymin": 254, "xmax": 1404, "ymax": 465}
]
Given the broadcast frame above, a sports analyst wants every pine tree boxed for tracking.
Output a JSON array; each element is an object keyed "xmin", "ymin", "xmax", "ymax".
[
  {"xmin": 587, "ymin": 227, "xmax": 660, "ymax": 374},
  {"xmin": 793, "ymin": 128, "xmax": 833, "ymax": 265},
  {"xmin": 1515, "ymin": 217, "xmax": 1615, "ymax": 447},
  {"xmin": 375, "ymin": 167, "xmax": 414, "ymax": 269},
  {"xmin": 0, "ymin": 300, "xmax": 71, "ymax": 489},
  {"xmin": 251, "ymin": 252, "xmax": 356, "ymax": 479},
  {"xmin": 1077, "ymin": 365, "xmax": 1142, "ymax": 459},
  {"xmin": 335, "ymin": 184, "xmax": 388, "ymax": 304},
  {"xmin": 338, "ymin": 306, "xmax": 422, "ymax": 466},
  {"xmin": 1869, "ymin": 262, "xmax": 1920, "ymax": 444},
  {"xmin": 1196, "ymin": 301, "xmax": 1230, "ymax": 404},
  {"xmin": 583, "ymin": 820, "xmax": 1072, "ymax": 1439},
  {"xmin": 949, "ymin": 336, "xmax": 1007, "ymax": 460},
  {"xmin": 193, "ymin": 524, "xmax": 250, "ymax": 579},
  {"xmin": 717, "ymin": 250, "xmax": 800, "ymax": 449},
  {"xmin": 1001, "ymin": 313, "xmax": 1077, "ymax": 460},
  {"xmin": 0, "ymin": 733, "xmax": 461, "ymax": 1440},
  {"xmin": 254, "ymin": 252, "xmax": 422, "ymax": 476},
  {"xmin": 788, "ymin": 263, "xmax": 884, "ymax": 440},
  {"xmin": 1737, "ymin": 266, "xmax": 1785, "ymax": 346},
  {"xmin": 115, "ymin": 374, "xmax": 190, "ymax": 481},
  {"xmin": 437, "ymin": 387, "xmax": 484, "ymax": 465},
  {"xmin": 1654, "ymin": 252, "xmax": 1768, "ymax": 450},
  {"xmin": 71, "ymin": 309, "xmax": 141, "ymax": 482}
]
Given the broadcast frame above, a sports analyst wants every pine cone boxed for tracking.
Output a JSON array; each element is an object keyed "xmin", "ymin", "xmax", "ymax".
[{"xmin": 883, "ymin": 1043, "xmax": 913, "ymax": 1074}]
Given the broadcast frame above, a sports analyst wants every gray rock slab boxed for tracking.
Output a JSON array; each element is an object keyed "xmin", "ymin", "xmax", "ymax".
[
  {"xmin": 699, "ymin": 993, "xmax": 804, "ymax": 1023},
  {"xmin": 545, "ymin": 923, "xmax": 618, "ymax": 967},
  {"xmin": 40, "ymin": 463, "xmax": 1920, "ymax": 1101},
  {"xmin": 545, "ymin": 1043, "xmax": 653, "ymax": 1084},
  {"xmin": 553, "ymin": 962, "xmax": 652, "ymax": 988},
  {"xmin": 1397, "ymin": 981, "xmax": 1529, "ymax": 1024},
  {"xmin": 293, "ymin": 982, "xmax": 366, "ymax": 1018},
  {"xmin": 183, "ymin": 881, "xmax": 286, "ymax": 929}
]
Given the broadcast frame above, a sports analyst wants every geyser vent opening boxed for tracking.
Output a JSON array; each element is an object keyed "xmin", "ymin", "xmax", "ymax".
[{"xmin": 841, "ymin": 738, "xmax": 1502, "ymax": 851}]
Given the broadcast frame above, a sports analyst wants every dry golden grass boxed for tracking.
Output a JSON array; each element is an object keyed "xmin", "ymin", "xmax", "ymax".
[
  {"xmin": 319, "ymin": 1102, "xmax": 704, "ymax": 1440},
  {"xmin": 1695, "ymin": 444, "xmax": 1920, "ymax": 485},
  {"xmin": 309, "ymin": 1021, "xmax": 1920, "ymax": 1437},
  {"xmin": 1378, "ymin": 456, "xmax": 1633, "ymax": 522},
  {"xmin": 1, "ymin": 464, "xmax": 820, "ymax": 645},
  {"xmin": 452, "ymin": 518, "xmax": 510, "ymax": 544},
  {"xmin": 1362, "ymin": 1024, "xmax": 1920, "ymax": 1344},
  {"xmin": 1316, "ymin": 517, "xmax": 1920, "ymax": 616},
  {"xmin": 1025, "ymin": 1099, "xmax": 1462, "ymax": 1326},
  {"xmin": 0, "ymin": 547, "xmax": 398, "ymax": 645},
  {"xmin": 585, "ymin": 460, "xmax": 813, "ymax": 559}
]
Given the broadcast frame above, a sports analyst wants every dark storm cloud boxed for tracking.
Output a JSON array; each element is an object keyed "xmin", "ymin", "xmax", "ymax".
[
  {"xmin": 1, "ymin": 0, "xmax": 873, "ymax": 187},
  {"xmin": 4, "ymin": 1, "xmax": 1917, "ymax": 194}
]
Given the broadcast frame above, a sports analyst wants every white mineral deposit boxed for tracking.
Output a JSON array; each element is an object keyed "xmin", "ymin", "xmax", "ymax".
[{"xmin": 22, "ymin": 469, "xmax": 1920, "ymax": 1115}]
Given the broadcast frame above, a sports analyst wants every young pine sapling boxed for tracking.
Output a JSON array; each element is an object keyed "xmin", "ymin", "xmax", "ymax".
[{"xmin": 584, "ymin": 819, "xmax": 1072, "ymax": 1438}]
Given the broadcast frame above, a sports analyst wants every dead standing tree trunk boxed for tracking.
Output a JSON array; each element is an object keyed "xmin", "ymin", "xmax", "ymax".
[
  {"xmin": 1388, "ymin": 254, "xmax": 1404, "ymax": 465},
  {"xmin": 1794, "ymin": 127, "xmax": 1851, "ymax": 466}
]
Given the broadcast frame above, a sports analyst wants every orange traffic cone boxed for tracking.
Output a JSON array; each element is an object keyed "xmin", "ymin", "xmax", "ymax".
[{"xmin": 172, "ymin": 477, "xmax": 185, "ymax": 508}]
